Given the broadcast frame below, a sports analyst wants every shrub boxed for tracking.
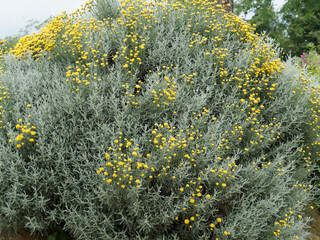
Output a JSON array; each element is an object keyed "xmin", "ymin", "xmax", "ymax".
[{"xmin": 0, "ymin": 0, "xmax": 319, "ymax": 239}]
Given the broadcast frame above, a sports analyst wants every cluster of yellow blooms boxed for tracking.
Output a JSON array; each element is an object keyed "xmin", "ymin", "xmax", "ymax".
[
  {"xmin": 8, "ymin": 0, "xmax": 285, "ymax": 103},
  {"xmin": 273, "ymin": 205, "xmax": 308, "ymax": 239},
  {"xmin": 98, "ymin": 110, "xmax": 240, "ymax": 232},
  {"xmin": 10, "ymin": 0, "xmax": 94, "ymax": 58},
  {"xmin": 97, "ymin": 132, "xmax": 152, "ymax": 188},
  {"xmin": 10, "ymin": 14, "xmax": 66, "ymax": 58},
  {"xmin": 8, "ymin": 117, "xmax": 38, "ymax": 149},
  {"xmin": 152, "ymin": 75, "xmax": 177, "ymax": 107},
  {"xmin": 3, "ymin": 0, "xmax": 320, "ymax": 237}
]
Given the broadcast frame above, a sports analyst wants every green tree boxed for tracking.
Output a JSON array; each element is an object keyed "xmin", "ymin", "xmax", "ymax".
[
  {"xmin": 234, "ymin": 0, "xmax": 320, "ymax": 56},
  {"xmin": 280, "ymin": 0, "xmax": 320, "ymax": 56},
  {"xmin": 234, "ymin": 0, "xmax": 279, "ymax": 39}
]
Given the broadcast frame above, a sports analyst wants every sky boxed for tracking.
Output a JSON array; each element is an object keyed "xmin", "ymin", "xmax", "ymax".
[
  {"xmin": 0, "ymin": 0, "xmax": 287, "ymax": 39},
  {"xmin": 239, "ymin": 0, "xmax": 286, "ymax": 19},
  {"xmin": 273, "ymin": 0, "xmax": 286, "ymax": 11},
  {"xmin": 0, "ymin": 0, "xmax": 87, "ymax": 38}
]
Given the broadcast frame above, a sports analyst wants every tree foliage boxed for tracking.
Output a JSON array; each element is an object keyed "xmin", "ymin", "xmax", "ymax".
[
  {"xmin": 234, "ymin": 0, "xmax": 320, "ymax": 56},
  {"xmin": 281, "ymin": 0, "xmax": 320, "ymax": 56},
  {"xmin": 235, "ymin": 0, "xmax": 278, "ymax": 36}
]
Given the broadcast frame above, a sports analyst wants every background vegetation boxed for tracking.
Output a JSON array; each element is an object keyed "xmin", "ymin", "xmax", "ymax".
[{"xmin": 235, "ymin": 0, "xmax": 320, "ymax": 57}]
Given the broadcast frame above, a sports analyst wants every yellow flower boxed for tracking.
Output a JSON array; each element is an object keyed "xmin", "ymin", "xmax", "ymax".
[
  {"xmin": 184, "ymin": 219, "xmax": 190, "ymax": 224},
  {"xmin": 15, "ymin": 135, "xmax": 23, "ymax": 141},
  {"xmin": 217, "ymin": 218, "xmax": 222, "ymax": 223},
  {"xmin": 210, "ymin": 223, "xmax": 215, "ymax": 228}
]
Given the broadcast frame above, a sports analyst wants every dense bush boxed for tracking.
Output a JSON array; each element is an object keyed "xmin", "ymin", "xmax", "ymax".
[{"xmin": 0, "ymin": 0, "xmax": 319, "ymax": 239}]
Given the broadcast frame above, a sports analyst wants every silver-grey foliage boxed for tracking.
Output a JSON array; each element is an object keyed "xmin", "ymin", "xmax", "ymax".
[{"xmin": 0, "ymin": 0, "xmax": 318, "ymax": 239}]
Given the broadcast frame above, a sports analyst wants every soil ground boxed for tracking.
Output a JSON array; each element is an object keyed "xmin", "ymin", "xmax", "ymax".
[
  {"xmin": 306, "ymin": 209, "xmax": 320, "ymax": 240},
  {"xmin": 0, "ymin": 230, "xmax": 46, "ymax": 240}
]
